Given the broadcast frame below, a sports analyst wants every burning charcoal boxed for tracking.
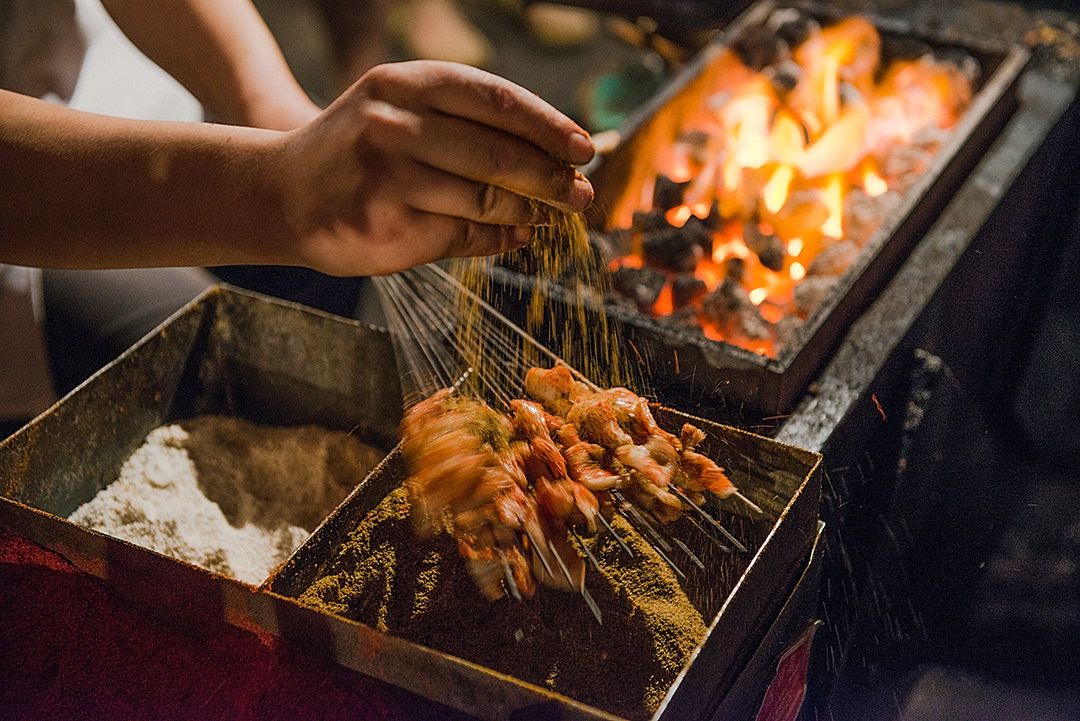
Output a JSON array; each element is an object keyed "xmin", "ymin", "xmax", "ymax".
[
  {"xmin": 668, "ymin": 306, "xmax": 701, "ymax": 330},
  {"xmin": 589, "ymin": 229, "xmax": 632, "ymax": 264},
  {"xmin": 766, "ymin": 59, "xmax": 803, "ymax": 97},
  {"xmin": 912, "ymin": 125, "xmax": 949, "ymax": 152},
  {"xmin": 724, "ymin": 257, "xmax": 747, "ymax": 283},
  {"xmin": 701, "ymin": 200, "xmax": 723, "ymax": 231},
  {"xmin": 671, "ymin": 274, "xmax": 707, "ymax": 310},
  {"xmin": 653, "ymin": 174, "xmax": 690, "ymax": 211},
  {"xmin": 633, "ymin": 209, "xmax": 671, "ymax": 234},
  {"xmin": 643, "ymin": 227, "xmax": 703, "ymax": 273},
  {"xmin": 734, "ymin": 25, "xmax": 791, "ymax": 70},
  {"xmin": 772, "ymin": 11, "xmax": 820, "ymax": 50},
  {"xmin": 703, "ymin": 279, "xmax": 771, "ymax": 341},
  {"xmin": 613, "ymin": 266, "xmax": 666, "ymax": 311},
  {"xmin": 880, "ymin": 144, "xmax": 933, "ymax": 184},
  {"xmin": 771, "ymin": 189, "xmax": 830, "ymax": 240},
  {"xmin": 807, "ymin": 239, "xmax": 859, "ymax": 276},
  {"xmin": 676, "ymin": 130, "xmax": 712, "ymax": 166},
  {"xmin": 743, "ymin": 224, "xmax": 785, "ymax": 272},
  {"xmin": 883, "ymin": 37, "xmax": 933, "ymax": 64},
  {"xmin": 683, "ymin": 216, "xmax": 714, "ymax": 254},
  {"xmin": 935, "ymin": 49, "xmax": 981, "ymax": 84},
  {"xmin": 794, "ymin": 276, "xmax": 839, "ymax": 317},
  {"xmin": 844, "ymin": 188, "xmax": 902, "ymax": 246}
]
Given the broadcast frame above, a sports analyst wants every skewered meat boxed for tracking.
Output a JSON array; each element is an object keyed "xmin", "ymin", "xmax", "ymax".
[
  {"xmin": 680, "ymin": 423, "xmax": 706, "ymax": 451},
  {"xmin": 563, "ymin": 442, "xmax": 620, "ymax": 491},
  {"xmin": 614, "ymin": 444, "xmax": 672, "ymax": 490},
  {"xmin": 567, "ymin": 396, "xmax": 634, "ymax": 449},
  {"xmin": 596, "ymin": 387, "xmax": 681, "ymax": 448},
  {"xmin": 556, "ymin": 422, "xmax": 583, "ymax": 447},
  {"xmin": 402, "ymin": 367, "xmax": 751, "ymax": 602},
  {"xmin": 525, "ymin": 365, "xmax": 591, "ymax": 416},
  {"xmin": 535, "ymin": 476, "xmax": 599, "ymax": 536},
  {"xmin": 680, "ymin": 450, "xmax": 736, "ymax": 499}
]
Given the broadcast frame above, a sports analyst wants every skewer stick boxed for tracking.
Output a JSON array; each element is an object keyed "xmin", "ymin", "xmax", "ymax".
[
  {"xmin": 732, "ymin": 490, "xmax": 763, "ymax": 515},
  {"xmin": 568, "ymin": 534, "xmax": 605, "ymax": 624},
  {"xmin": 581, "ymin": 586, "xmax": 603, "ymax": 625},
  {"xmin": 673, "ymin": 537, "xmax": 706, "ymax": 571},
  {"xmin": 549, "ymin": 539, "xmax": 577, "ymax": 588},
  {"xmin": 617, "ymin": 496, "xmax": 673, "ymax": 554},
  {"xmin": 672, "ymin": 487, "xmax": 748, "ymax": 553},
  {"xmin": 611, "ymin": 505, "xmax": 686, "ymax": 581},
  {"xmin": 597, "ymin": 513, "xmax": 635, "ymax": 559},
  {"xmin": 548, "ymin": 539, "xmax": 602, "ymax": 624},
  {"xmin": 682, "ymin": 512, "xmax": 732, "ymax": 553},
  {"xmin": 502, "ymin": 560, "xmax": 523, "ymax": 601},
  {"xmin": 572, "ymin": 531, "xmax": 604, "ymax": 576},
  {"xmin": 525, "ymin": 528, "xmax": 555, "ymax": 578}
]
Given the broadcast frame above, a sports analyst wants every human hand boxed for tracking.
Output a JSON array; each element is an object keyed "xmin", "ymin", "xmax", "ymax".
[{"xmin": 271, "ymin": 60, "xmax": 595, "ymax": 276}]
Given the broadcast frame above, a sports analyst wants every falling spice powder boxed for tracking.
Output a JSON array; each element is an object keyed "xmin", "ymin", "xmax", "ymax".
[
  {"xmin": 299, "ymin": 487, "xmax": 708, "ymax": 719},
  {"xmin": 68, "ymin": 416, "xmax": 386, "ymax": 585}
]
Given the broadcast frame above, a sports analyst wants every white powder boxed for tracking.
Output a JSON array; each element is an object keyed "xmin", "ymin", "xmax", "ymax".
[{"xmin": 68, "ymin": 418, "xmax": 384, "ymax": 585}]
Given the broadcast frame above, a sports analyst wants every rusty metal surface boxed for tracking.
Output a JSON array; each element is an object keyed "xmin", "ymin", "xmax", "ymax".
[
  {"xmin": 490, "ymin": 0, "xmax": 1028, "ymax": 415},
  {"xmin": 268, "ymin": 405, "xmax": 821, "ymax": 721},
  {"xmin": 0, "ymin": 287, "xmax": 403, "ymax": 622},
  {"xmin": 0, "ymin": 287, "xmax": 822, "ymax": 721},
  {"xmin": 708, "ymin": 521, "xmax": 824, "ymax": 721}
]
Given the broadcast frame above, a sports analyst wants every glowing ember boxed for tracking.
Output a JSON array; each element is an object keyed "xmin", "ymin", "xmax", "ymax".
[
  {"xmin": 667, "ymin": 205, "xmax": 693, "ymax": 227},
  {"xmin": 862, "ymin": 165, "xmax": 888, "ymax": 197},
  {"xmin": 605, "ymin": 10, "xmax": 976, "ymax": 357}
]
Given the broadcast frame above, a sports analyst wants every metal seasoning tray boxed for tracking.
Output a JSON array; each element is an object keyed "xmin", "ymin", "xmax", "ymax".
[
  {"xmin": 489, "ymin": 0, "xmax": 1029, "ymax": 414},
  {"xmin": 0, "ymin": 287, "xmax": 821, "ymax": 720},
  {"xmin": 0, "ymin": 287, "xmax": 403, "ymax": 622}
]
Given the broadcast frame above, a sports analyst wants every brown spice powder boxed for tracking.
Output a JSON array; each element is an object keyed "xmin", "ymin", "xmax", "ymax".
[{"xmin": 298, "ymin": 487, "xmax": 707, "ymax": 719}]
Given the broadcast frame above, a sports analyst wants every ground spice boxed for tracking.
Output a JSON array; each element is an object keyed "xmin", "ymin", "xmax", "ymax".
[
  {"xmin": 69, "ymin": 416, "xmax": 386, "ymax": 585},
  {"xmin": 299, "ymin": 487, "xmax": 707, "ymax": 720}
]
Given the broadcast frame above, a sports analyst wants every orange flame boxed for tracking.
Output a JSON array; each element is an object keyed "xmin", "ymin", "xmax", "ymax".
[
  {"xmin": 763, "ymin": 165, "xmax": 795, "ymax": 213},
  {"xmin": 822, "ymin": 174, "xmax": 845, "ymax": 239},
  {"xmin": 607, "ymin": 15, "xmax": 973, "ymax": 358}
]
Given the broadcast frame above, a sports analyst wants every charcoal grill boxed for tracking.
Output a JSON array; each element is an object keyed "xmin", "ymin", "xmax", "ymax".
[{"xmin": 489, "ymin": 0, "xmax": 1028, "ymax": 414}]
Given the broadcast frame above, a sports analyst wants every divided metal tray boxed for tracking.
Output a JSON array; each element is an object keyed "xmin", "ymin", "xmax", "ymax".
[{"xmin": 0, "ymin": 286, "xmax": 821, "ymax": 720}]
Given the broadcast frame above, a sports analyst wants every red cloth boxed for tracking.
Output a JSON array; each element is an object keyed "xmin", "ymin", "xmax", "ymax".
[{"xmin": 0, "ymin": 530, "xmax": 466, "ymax": 721}]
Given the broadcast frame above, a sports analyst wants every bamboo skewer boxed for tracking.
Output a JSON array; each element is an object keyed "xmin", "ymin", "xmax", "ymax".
[
  {"xmin": 672, "ymin": 487, "xmax": 748, "ymax": 553},
  {"xmin": 375, "ymin": 262, "xmax": 761, "ymax": 617}
]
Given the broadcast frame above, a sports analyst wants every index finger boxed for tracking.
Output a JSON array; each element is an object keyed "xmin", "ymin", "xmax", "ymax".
[{"xmin": 367, "ymin": 61, "xmax": 595, "ymax": 166}]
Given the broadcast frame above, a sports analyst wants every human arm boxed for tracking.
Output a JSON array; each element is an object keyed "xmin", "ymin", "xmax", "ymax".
[
  {"xmin": 99, "ymin": 0, "xmax": 320, "ymax": 130},
  {"xmin": 0, "ymin": 61, "xmax": 594, "ymax": 275}
]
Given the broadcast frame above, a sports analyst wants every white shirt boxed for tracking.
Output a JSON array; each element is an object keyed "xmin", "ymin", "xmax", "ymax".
[
  {"xmin": 0, "ymin": 0, "xmax": 200, "ymax": 419},
  {"xmin": 0, "ymin": 0, "xmax": 84, "ymax": 419}
]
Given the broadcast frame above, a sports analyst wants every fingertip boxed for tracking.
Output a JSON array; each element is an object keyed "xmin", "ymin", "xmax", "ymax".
[
  {"xmin": 513, "ymin": 225, "xmax": 534, "ymax": 246},
  {"xmin": 569, "ymin": 132, "xmax": 595, "ymax": 166},
  {"xmin": 569, "ymin": 174, "xmax": 594, "ymax": 211}
]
